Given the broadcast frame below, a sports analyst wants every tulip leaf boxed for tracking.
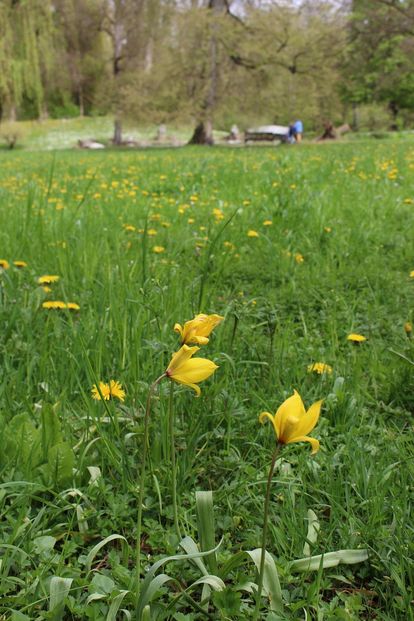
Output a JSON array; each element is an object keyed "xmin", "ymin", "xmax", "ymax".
[
  {"xmin": 84, "ymin": 534, "xmax": 128, "ymax": 573},
  {"xmin": 180, "ymin": 535, "xmax": 209, "ymax": 576},
  {"xmin": 196, "ymin": 490, "xmax": 218, "ymax": 573},
  {"xmin": 49, "ymin": 576, "xmax": 73, "ymax": 620},
  {"xmin": 247, "ymin": 548, "xmax": 284, "ymax": 614},
  {"xmin": 291, "ymin": 549, "xmax": 369, "ymax": 572},
  {"xmin": 303, "ymin": 509, "xmax": 320, "ymax": 556}
]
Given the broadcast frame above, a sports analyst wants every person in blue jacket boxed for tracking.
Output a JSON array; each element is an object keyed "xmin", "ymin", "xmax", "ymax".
[
  {"xmin": 287, "ymin": 120, "xmax": 303, "ymax": 143},
  {"xmin": 293, "ymin": 120, "xmax": 303, "ymax": 142}
]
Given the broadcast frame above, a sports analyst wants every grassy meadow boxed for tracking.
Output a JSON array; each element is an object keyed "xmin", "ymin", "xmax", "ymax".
[{"xmin": 0, "ymin": 141, "xmax": 414, "ymax": 620}]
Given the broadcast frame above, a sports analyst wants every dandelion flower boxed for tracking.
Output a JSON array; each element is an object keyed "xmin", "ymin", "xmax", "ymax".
[
  {"xmin": 295, "ymin": 253, "xmax": 304, "ymax": 264},
  {"xmin": 263, "ymin": 220, "xmax": 272, "ymax": 226},
  {"xmin": 153, "ymin": 246, "xmax": 165, "ymax": 254},
  {"xmin": 410, "ymin": 270, "xmax": 414, "ymax": 278},
  {"xmin": 92, "ymin": 380, "xmax": 125, "ymax": 402},
  {"xmin": 38, "ymin": 275, "xmax": 59, "ymax": 285},
  {"xmin": 67, "ymin": 302, "xmax": 80, "ymax": 311},
  {"xmin": 404, "ymin": 322, "xmax": 412, "ymax": 336},
  {"xmin": 259, "ymin": 390, "xmax": 323, "ymax": 454},
  {"xmin": 307, "ymin": 362, "xmax": 333, "ymax": 375},
  {"xmin": 42, "ymin": 301, "xmax": 67, "ymax": 310},
  {"xmin": 0, "ymin": 260, "xmax": 10, "ymax": 269},
  {"xmin": 247, "ymin": 230, "xmax": 259, "ymax": 238},
  {"xmin": 13, "ymin": 261, "xmax": 27, "ymax": 268},
  {"xmin": 347, "ymin": 333, "xmax": 367, "ymax": 343}
]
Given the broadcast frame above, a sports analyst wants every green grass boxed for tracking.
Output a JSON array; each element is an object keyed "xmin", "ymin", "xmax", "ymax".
[{"xmin": 0, "ymin": 142, "xmax": 413, "ymax": 620}]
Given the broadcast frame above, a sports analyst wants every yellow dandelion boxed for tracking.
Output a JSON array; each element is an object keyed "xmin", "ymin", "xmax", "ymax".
[
  {"xmin": 347, "ymin": 333, "xmax": 367, "ymax": 343},
  {"xmin": 410, "ymin": 270, "xmax": 414, "ymax": 278},
  {"xmin": 153, "ymin": 246, "xmax": 165, "ymax": 254},
  {"xmin": 42, "ymin": 301, "xmax": 67, "ymax": 310},
  {"xmin": 38, "ymin": 275, "xmax": 59, "ymax": 285},
  {"xmin": 147, "ymin": 229, "xmax": 157, "ymax": 236},
  {"xmin": 295, "ymin": 253, "xmax": 304, "ymax": 264},
  {"xmin": 13, "ymin": 261, "xmax": 27, "ymax": 268},
  {"xmin": 66, "ymin": 302, "xmax": 80, "ymax": 311},
  {"xmin": 91, "ymin": 380, "xmax": 125, "ymax": 402},
  {"xmin": 263, "ymin": 220, "xmax": 272, "ymax": 226},
  {"xmin": 0, "ymin": 260, "xmax": 10, "ymax": 269},
  {"xmin": 307, "ymin": 362, "xmax": 333, "ymax": 375},
  {"xmin": 247, "ymin": 230, "xmax": 259, "ymax": 238}
]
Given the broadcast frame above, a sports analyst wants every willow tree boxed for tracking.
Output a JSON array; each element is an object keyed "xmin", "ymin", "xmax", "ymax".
[{"xmin": 0, "ymin": 0, "xmax": 56, "ymax": 120}]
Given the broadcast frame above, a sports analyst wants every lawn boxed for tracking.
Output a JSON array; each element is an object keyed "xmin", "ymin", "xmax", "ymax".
[{"xmin": 0, "ymin": 142, "xmax": 413, "ymax": 620}]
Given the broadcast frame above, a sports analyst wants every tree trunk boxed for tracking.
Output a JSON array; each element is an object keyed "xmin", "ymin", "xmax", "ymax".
[
  {"xmin": 189, "ymin": 121, "xmax": 214, "ymax": 145},
  {"xmin": 352, "ymin": 102, "xmax": 359, "ymax": 131},
  {"xmin": 389, "ymin": 101, "xmax": 399, "ymax": 131},
  {"xmin": 188, "ymin": 0, "xmax": 227, "ymax": 145},
  {"xmin": 113, "ymin": 118, "xmax": 123, "ymax": 145}
]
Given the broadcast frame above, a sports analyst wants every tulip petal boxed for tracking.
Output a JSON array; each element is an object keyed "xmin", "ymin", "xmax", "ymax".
[
  {"xmin": 167, "ymin": 345, "xmax": 200, "ymax": 373},
  {"xmin": 171, "ymin": 377, "xmax": 201, "ymax": 397},
  {"xmin": 193, "ymin": 335, "xmax": 210, "ymax": 345},
  {"xmin": 172, "ymin": 358, "xmax": 218, "ymax": 383},
  {"xmin": 259, "ymin": 411, "xmax": 279, "ymax": 439},
  {"xmin": 275, "ymin": 390, "xmax": 306, "ymax": 438},
  {"xmin": 287, "ymin": 435, "xmax": 320, "ymax": 455},
  {"xmin": 292, "ymin": 400, "xmax": 323, "ymax": 438}
]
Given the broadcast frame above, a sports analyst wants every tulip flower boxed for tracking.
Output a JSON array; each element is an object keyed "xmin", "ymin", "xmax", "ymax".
[
  {"xmin": 174, "ymin": 313, "xmax": 223, "ymax": 345},
  {"xmin": 166, "ymin": 345, "xmax": 218, "ymax": 396},
  {"xmin": 259, "ymin": 390, "xmax": 323, "ymax": 454}
]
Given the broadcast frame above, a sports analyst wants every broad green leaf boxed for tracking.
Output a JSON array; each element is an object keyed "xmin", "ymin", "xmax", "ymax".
[
  {"xmin": 303, "ymin": 509, "xmax": 320, "ymax": 556},
  {"xmin": 195, "ymin": 491, "xmax": 217, "ymax": 574},
  {"xmin": 247, "ymin": 548, "xmax": 284, "ymax": 614},
  {"xmin": 191, "ymin": 574, "xmax": 225, "ymax": 591},
  {"xmin": 33, "ymin": 535, "xmax": 57, "ymax": 556},
  {"xmin": 179, "ymin": 536, "xmax": 209, "ymax": 576},
  {"xmin": 137, "ymin": 538, "xmax": 223, "ymax": 618},
  {"xmin": 11, "ymin": 613, "xmax": 31, "ymax": 621},
  {"xmin": 106, "ymin": 590, "xmax": 130, "ymax": 620},
  {"xmin": 49, "ymin": 576, "xmax": 73, "ymax": 620},
  {"xmin": 90, "ymin": 573, "xmax": 115, "ymax": 594},
  {"xmin": 291, "ymin": 549, "xmax": 369, "ymax": 572},
  {"xmin": 47, "ymin": 442, "xmax": 74, "ymax": 488},
  {"xmin": 138, "ymin": 573, "xmax": 176, "ymax": 612},
  {"xmin": 41, "ymin": 405, "xmax": 62, "ymax": 460},
  {"xmin": 84, "ymin": 534, "xmax": 128, "ymax": 573}
]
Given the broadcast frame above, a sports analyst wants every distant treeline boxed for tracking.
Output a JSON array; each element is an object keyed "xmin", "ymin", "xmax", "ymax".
[{"xmin": 1, "ymin": 0, "xmax": 414, "ymax": 143}]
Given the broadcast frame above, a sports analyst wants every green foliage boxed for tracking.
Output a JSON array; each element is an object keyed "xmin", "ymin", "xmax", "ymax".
[
  {"xmin": 0, "ymin": 142, "xmax": 413, "ymax": 617},
  {"xmin": 0, "ymin": 405, "xmax": 74, "ymax": 488}
]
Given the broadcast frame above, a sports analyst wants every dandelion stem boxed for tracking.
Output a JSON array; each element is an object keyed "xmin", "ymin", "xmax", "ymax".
[
  {"xmin": 135, "ymin": 373, "xmax": 166, "ymax": 604},
  {"xmin": 253, "ymin": 442, "xmax": 281, "ymax": 620},
  {"xmin": 168, "ymin": 381, "xmax": 181, "ymax": 540}
]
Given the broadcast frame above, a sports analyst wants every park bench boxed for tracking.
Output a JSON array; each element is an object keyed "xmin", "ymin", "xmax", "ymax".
[{"xmin": 245, "ymin": 124, "xmax": 289, "ymax": 143}]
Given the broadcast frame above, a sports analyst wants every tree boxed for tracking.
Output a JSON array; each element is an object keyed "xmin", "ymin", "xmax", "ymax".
[
  {"xmin": 101, "ymin": 0, "xmax": 147, "ymax": 144},
  {"xmin": 53, "ymin": 0, "xmax": 107, "ymax": 116},
  {"xmin": 0, "ymin": 0, "xmax": 55, "ymax": 120},
  {"xmin": 341, "ymin": 0, "xmax": 414, "ymax": 129}
]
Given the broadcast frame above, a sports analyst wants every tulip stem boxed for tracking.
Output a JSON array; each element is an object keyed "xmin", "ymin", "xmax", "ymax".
[
  {"xmin": 135, "ymin": 373, "xmax": 166, "ymax": 606},
  {"xmin": 168, "ymin": 382, "xmax": 181, "ymax": 540},
  {"xmin": 253, "ymin": 442, "xmax": 281, "ymax": 620}
]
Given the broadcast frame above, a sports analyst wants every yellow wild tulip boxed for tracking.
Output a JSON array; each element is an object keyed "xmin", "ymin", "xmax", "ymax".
[
  {"xmin": 259, "ymin": 390, "xmax": 323, "ymax": 454},
  {"xmin": 166, "ymin": 345, "xmax": 218, "ymax": 396},
  {"xmin": 174, "ymin": 313, "xmax": 223, "ymax": 345}
]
